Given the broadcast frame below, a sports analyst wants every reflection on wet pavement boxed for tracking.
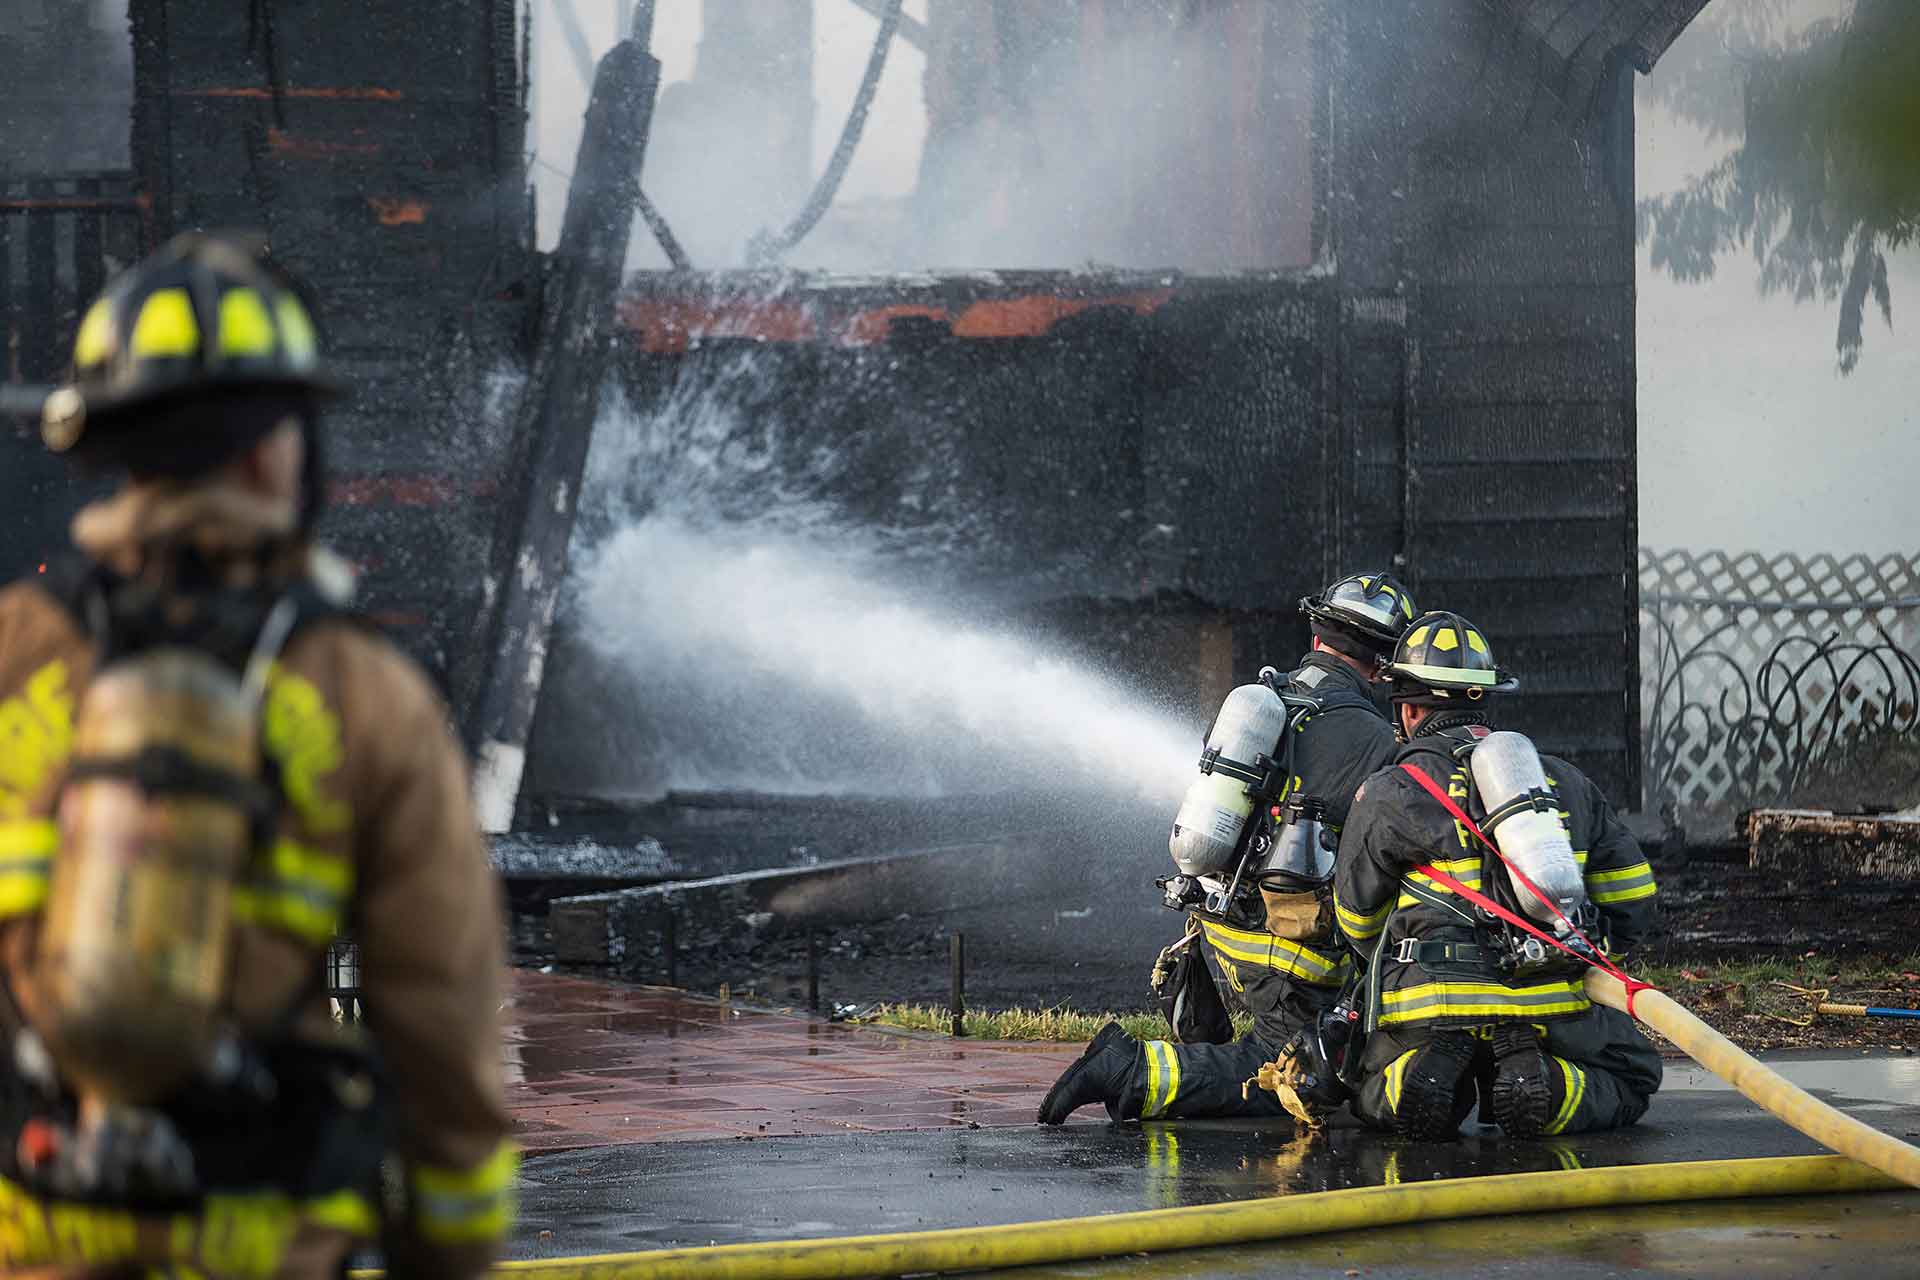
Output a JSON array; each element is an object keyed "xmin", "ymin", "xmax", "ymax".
[
  {"xmin": 505, "ymin": 970, "xmax": 1084, "ymax": 1150},
  {"xmin": 1000, "ymin": 1193, "xmax": 1920, "ymax": 1279},
  {"xmin": 506, "ymin": 971, "xmax": 1920, "ymax": 1275}
]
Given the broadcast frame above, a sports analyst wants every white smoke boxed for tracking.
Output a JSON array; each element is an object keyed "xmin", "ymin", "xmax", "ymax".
[{"xmin": 532, "ymin": 1, "xmax": 1311, "ymax": 272}]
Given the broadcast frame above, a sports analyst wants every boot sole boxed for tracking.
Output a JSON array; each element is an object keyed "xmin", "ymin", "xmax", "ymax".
[
  {"xmin": 1391, "ymin": 1033, "xmax": 1477, "ymax": 1142},
  {"xmin": 1489, "ymin": 1028, "xmax": 1556, "ymax": 1138}
]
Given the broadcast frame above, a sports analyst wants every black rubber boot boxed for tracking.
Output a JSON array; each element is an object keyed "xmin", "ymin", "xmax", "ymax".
[
  {"xmin": 1488, "ymin": 1023, "xmax": 1561, "ymax": 1138},
  {"xmin": 1037, "ymin": 1022, "xmax": 1140, "ymax": 1124},
  {"xmin": 1390, "ymin": 1031, "xmax": 1479, "ymax": 1141}
]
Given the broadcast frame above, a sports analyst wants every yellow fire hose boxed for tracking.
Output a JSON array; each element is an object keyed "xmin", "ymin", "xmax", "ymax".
[
  {"xmin": 1583, "ymin": 969, "xmax": 1920, "ymax": 1188},
  {"xmin": 404, "ymin": 1155, "xmax": 1896, "ymax": 1280}
]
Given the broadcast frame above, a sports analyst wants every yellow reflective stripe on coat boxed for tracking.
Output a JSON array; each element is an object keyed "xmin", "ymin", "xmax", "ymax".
[
  {"xmin": 1198, "ymin": 919, "xmax": 1345, "ymax": 986},
  {"xmin": 1545, "ymin": 1056, "xmax": 1586, "ymax": 1135},
  {"xmin": 302, "ymin": 1189, "xmax": 378, "ymax": 1237},
  {"xmin": 231, "ymin": 838, "xmax": 354, "ymax": 945},
  {"xmin": 0, "ymin": 818, "xmax": 55, "ymax": 918},
  {"xmin": 1400, "ymin": 856, "xmax": 1484, "ymax": 907},
  {"xmin": 0, "ymin": 1175, "xmax": 377, "ymax": 1275},
  {"xmin": 0, "ymin": 660, "xmax": 75, "ymax": 821},
  {"xmin": 1142, "ymin": 1041, "xmax": 1182, "ymax": 1118},
  {"xmin": 1588, "ymin": 860, "xmax": 1657, "ymax": 905},
  {"xmin": 1333, "ymin": 892, "xmax": 1388, "ymax": 941},
  {"xmin": 411, "ymin": 1141, "xmax": 519, "ymax": 1245},
  {"xmin": 1376, "ymin": 978, "xmax": 1589, "ymax": 1025}
]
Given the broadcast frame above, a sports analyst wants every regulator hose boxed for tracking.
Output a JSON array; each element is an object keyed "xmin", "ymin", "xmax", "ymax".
[
  {"xmin": 746, "ymin": 0, "xmax": 904, "ymax": 265},
  {"xmin": 348, "ymin": 1154, "xmax": 1896, "ymax": 1279},
  {"xmin": 1584, "ymin": 969, "xmax": 1920, "ymax": 1188}
]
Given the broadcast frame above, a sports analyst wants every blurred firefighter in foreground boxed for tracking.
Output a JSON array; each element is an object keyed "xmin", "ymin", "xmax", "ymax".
[
  {"xmin": 1038, "ymin": 574, "xmax": 1417, "ymax": 1125},
  {"xmin": 0, "ymin": 235, "xmax": 513, "ymax": 1276},
  {"xmin": 1332, "ymin": 612, "xmax": 1662, "ymax": 1140}
]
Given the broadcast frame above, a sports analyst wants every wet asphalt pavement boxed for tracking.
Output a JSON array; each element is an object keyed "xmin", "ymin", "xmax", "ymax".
[{"xmin": 514, "ymin": 1053, "xmax": 1920, "ymax": 1276}]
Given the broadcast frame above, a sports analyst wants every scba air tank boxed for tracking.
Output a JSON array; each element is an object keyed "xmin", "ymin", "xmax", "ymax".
[
  {"xmin": 1169, "ymin": 682, "xmax": 1290, "ymax": 877},
  {"xmin": 1470, "ymin": 730, "xmax": 1589, "ymax": 929}
]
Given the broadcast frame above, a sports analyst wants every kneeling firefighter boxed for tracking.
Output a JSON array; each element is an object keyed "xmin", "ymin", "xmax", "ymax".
[
  {"xmin": 1039, "ymin": 574, "xmax": 1417, "ymax": 1126},
  {"xmin": 1332, "ymin": 612, "xmax": 1662, "ymax": 1141},
  {"xmin": 0, "ymin": 236, "xmax": 513, "ymax": 1276}
]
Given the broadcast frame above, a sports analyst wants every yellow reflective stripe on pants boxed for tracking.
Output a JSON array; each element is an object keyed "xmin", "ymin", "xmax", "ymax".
[
  {"xmin": 1141, "ymin": 1041, "xmax": 1182, "ymax": 1119},
  {"xmin": 1589, "ymin": 860, "xmax": 1657, "ymax": 904},
  {"xmin": 1198, "ymin": 920, "xmax": 1343, "ymax": 985},
  {"xmin": 232, "ymin": 838, "xmax": 354, "ymax": 945},
  {"xmin": 1545, "ymin": 1056, "xmax": 1586, "ymax": 1135},
  {"xmin": 1383, "ymin": 1048, "xmax": 1417, "ymax": 1114},
  {"xmin": 1377, "ymin": 979, "xmax": 1589, "ymax": 1026},
  {"xmin": 411, "ymin": 1140, "xmax": 519, "ymax": 1245},
  {"xmin": 1333, "ymin": 890, "xmax": 1388, "ymax": 941},
  {"xmin": 0, "ymin": 818, "xmax": 54, "ymax": 918}
]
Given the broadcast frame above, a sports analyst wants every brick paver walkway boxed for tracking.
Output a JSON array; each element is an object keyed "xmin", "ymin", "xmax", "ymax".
[{"xmin": 505, "ymin": 970, "xmax": 1091, "ymax": 1152}]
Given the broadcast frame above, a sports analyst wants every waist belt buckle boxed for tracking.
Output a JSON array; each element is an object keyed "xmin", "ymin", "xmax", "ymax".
[{"xmin": 1391, "ymin": 937, "xmax": 1420, "ymax": 964}]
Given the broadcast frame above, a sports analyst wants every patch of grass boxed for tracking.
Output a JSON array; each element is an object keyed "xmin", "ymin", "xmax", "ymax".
[
  {"xmin": 1628, "ymin": 951, "xmax": 1920, "ymax": 1043},
  {"xmin": 855, "ymin": 955, "xmax": 1920, "ymax": 1049},
  {"xmin": 855, "ymin": 1003, "xmax": 1253, "ymax": 1043}
]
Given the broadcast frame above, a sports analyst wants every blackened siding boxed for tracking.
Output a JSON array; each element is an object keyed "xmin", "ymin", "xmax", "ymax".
[
  {"xmin": 1337, "ymin": 0, "xmax": 1642, "ymax": 799},
  {"xmin": 127, "ymin": 0, "xmax": 531, "ymax": 698}
]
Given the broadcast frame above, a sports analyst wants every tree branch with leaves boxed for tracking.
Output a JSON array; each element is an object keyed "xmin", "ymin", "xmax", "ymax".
[{"xmin": 1638, "ymin": 0, "xmax": 1917, "ymax": 372}]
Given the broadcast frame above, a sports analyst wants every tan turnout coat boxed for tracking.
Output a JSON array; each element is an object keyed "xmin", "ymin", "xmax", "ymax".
[{"xmin": 0, "ymin": 488, "xmax": 513, "ymax": 1278}]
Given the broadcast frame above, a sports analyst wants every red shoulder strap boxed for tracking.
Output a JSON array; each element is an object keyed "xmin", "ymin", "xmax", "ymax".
[{"xmin": 1397, "ymin": 762, "xmax": 1653, "ymax": 1016}]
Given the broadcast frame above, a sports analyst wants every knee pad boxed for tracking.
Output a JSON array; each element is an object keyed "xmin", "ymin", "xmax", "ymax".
[
  {"xmin": 1489, "ymin": 1023, "xmax": 1563, "ymax": 1138},
  {"xmin": 1386, "ymin": 1032, "xmax": 1478, "ymax": 1141}
]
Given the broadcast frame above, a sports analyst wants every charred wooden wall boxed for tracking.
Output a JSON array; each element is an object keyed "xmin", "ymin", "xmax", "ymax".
[
  {"xmin": 530, "ymin": 0, "xmax": 1668, "ymax": 804},
  {"xmin": 125, "ymin": 0, "xmax": 535, "ymax": 702},
  {"xmin": 0, "ymin": 1, "xmax": 534, "ymax": 703},
  {"xmin": 1326, "ymin": 0, "xmax": 1653, "ymax": 799}
]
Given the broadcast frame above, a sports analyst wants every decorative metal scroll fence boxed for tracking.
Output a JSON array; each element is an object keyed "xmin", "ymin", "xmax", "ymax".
[{"xmin": 1639, "ymin": 548, "xmax": 1920, "ymax": 824}]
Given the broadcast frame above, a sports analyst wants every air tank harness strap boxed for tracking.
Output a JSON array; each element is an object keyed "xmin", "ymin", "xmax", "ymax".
[{"xmin": 1396, "ymin": 764, "xmax": 1655, "ymax": 1019}]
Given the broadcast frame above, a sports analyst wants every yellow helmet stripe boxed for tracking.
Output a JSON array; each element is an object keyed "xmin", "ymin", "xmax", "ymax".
[
  {"xmin": 128, "ymin": 287, "xmax": 201, "ymax": 358},
  {"xmin": 73, "ymin": 300, "xmax": 116, "ymax": 367},
  {"xmin": 218, "ymin": 287, "xmax": 279, "ymax": 358},
  {"xmin": 275, "ymin": 293, "xmax": 320, "ymax": 368}
]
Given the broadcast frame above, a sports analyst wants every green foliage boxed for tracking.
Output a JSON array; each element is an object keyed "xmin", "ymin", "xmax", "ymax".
[{"xmin": 1638, "ymin": 0, "xmax": 1919, "ymax": 371}]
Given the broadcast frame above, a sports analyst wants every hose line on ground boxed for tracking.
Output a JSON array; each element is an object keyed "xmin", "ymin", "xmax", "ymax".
[
  {"xmin": 354, "ymin": 1155, "xmax": 1896, "ymax": 1279},
  {"xmin": 1584, "ymin": 969, "xmax": 1920, "ymax": 1187},
  {"xmin": 746, "ymin": 0, "xmax": 904, "ymax": 266}
]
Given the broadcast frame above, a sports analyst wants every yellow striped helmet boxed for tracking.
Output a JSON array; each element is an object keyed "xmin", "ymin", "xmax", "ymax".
[
  {"xmin": 41, "ymin": 233, "xmax": 338, "ymax": 455},
  {"xmin": 1386, "ymin": 611, "xmax": 1518, "ymax": 703}
]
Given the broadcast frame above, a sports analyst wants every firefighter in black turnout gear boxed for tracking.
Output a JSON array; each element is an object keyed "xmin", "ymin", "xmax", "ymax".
[
  {"xmin": 1039, "ymin": 574, "xmax": 1417, "ymax": 1125},
  {"xmin": 1334, "ymin": 612, "xmax": 1662, "ymax": 1141}
]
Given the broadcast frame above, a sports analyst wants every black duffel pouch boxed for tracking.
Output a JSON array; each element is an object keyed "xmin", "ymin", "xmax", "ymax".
[{"xmin": 1150, "ymin": 926, "xmax": 1234, "ymax": 1045}]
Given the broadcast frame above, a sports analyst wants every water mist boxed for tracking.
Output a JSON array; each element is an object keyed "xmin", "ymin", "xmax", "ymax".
[{"xmin": 549, "ymin": 367, "xmax": 1201, "ymax": 815}]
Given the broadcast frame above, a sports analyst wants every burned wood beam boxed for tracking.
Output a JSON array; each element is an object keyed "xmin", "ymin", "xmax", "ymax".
[
  {"xmin": 1748, "ymin": 809, "xmax": 1920, "ymax": 884},
  {"xmin": 468, "ymin": 36, "xmax": 662, "ymax": 832},
  {"xmin": 845, "ymin": 0, "xmax": 926, "ymax": 50}
]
